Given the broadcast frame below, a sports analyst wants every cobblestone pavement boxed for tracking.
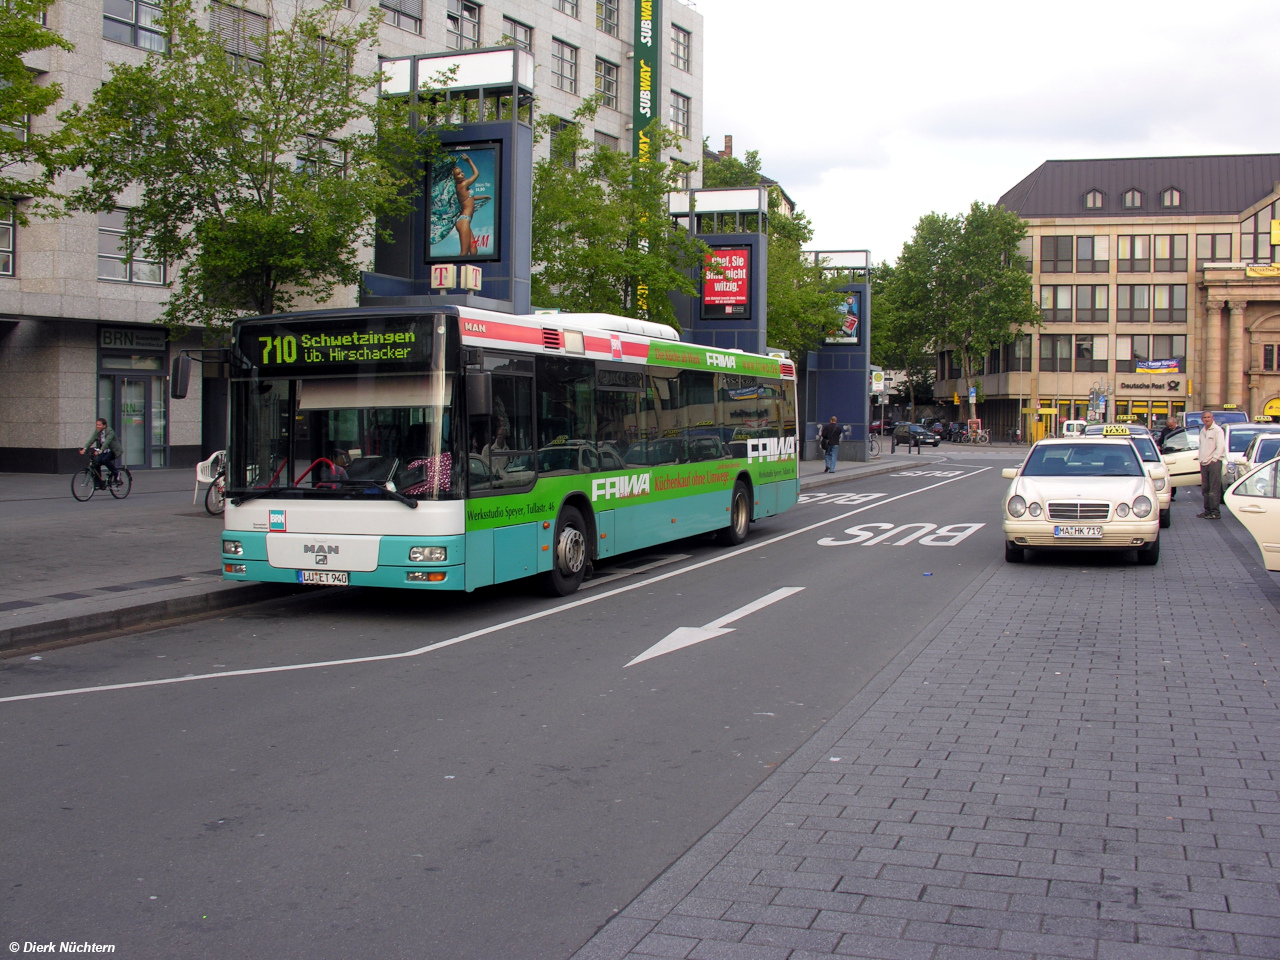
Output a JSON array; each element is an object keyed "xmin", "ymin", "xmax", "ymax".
[{"xmin": 573, "ymin": 505, "xmax": 1280, "ymax": 960}]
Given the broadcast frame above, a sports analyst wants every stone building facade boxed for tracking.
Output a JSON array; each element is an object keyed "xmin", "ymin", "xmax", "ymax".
[
  {"xmin": 0, "ymin": 0, "xmax": 704, "ymax": 472},
  {"xmin": 932, "ymin": 154, "xmax": 1280, "ymax": 439}
]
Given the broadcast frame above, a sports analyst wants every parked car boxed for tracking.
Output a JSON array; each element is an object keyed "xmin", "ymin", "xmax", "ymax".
[
  {"xmin": 1221, "ymin": 422, "xmax": 1280, "ymax": 486},
  {"xmin": 893, "ymin": 423, "xmax": 941, "ymax": 448},
  {"xmin": 1236, "ymin": 433, "xmax": 1280, "ymax": 480},
  {"xmin": 1001, "ymin": 437, "xmax": 1161, "ymax": 565},
  {"xmin": 1184, "ymin": 409, "xmax": 1249, "ymax": 428},
  {"xmin": 869, "ymin": 418, "xmax": 896, "ymax": 432}
]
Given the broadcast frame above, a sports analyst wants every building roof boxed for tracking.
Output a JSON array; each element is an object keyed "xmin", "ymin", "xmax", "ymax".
[{"xmin": 998, "ymin": 154, "xmax": 1280, "ymax": 219}]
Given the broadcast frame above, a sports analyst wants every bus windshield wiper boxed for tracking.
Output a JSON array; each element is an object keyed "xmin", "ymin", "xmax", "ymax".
[
  {"xmin": 332, "ymin": 479, "xmax": 419, "ymax": 509},
  {"xmin": 229, "ymin": 487, "xmax": 286, "ymax": 506}
]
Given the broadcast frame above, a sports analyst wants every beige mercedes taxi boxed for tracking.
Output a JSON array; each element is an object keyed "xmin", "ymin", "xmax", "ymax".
[{"xmin": 1002, "ymin": 437, "xmax": 1162, "ymax": 565}]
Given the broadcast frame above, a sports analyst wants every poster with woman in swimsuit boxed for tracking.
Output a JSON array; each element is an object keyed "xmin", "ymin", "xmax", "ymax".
[{"xmin": 428, "ymin": 144, "xmax": 499, "ymax": 260}]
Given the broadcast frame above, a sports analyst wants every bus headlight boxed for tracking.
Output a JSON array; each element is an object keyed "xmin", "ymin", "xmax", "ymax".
[
  {"xmin": 1132, "ymin": 496, "xmax": 1153, "ymax": 518},
  {"xmin": 222, "ymin": 540, "xmax": 243, "ymax": 555},
  {"xmin": 1027, "ymin": 501, "xmax": 1043, "ymax": 518},
  {"xmin": 409, "ymin": 546, "xmax": 447, "ymax": 562},
  {"xmin": 1007, "ymin": 496, "xmax": 1026, "ymax": 518}
]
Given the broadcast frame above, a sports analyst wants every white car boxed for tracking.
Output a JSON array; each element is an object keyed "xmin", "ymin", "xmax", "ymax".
[
  {"xmin": 1224, "ymin": 458, "xmax": 1280, "ymax": 570},
  {"xmin": 1221, "ymin": 422, "xmax": 1280, "ymax": 487},
  {"xmin": 1002, "ymin": 437, "xmax": 1162, "ymax": 565}
]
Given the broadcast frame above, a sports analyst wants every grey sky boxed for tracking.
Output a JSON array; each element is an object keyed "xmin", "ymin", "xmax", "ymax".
[{"xmin": 695, "ymin": 0, "xmax": 1280, "ymax": 263}]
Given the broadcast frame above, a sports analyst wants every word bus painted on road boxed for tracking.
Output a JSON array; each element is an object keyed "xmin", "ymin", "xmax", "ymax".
[{"xmin": 221, "ymin": 306, "xmax": 799, "ymax": 595}]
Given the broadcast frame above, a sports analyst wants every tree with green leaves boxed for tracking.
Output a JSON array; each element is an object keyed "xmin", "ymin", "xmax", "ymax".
[
  {"xmin": 870, "ymin": 261, "xmax": 935, "ymax": 420},
  {"xmin": 700, "ymin": 145, "xmax": 842, "ymax": 358},
  {"xmin": 0, "ymin": 0, "xmax": 73, "ymax": 224},
  {"xmin": 531, "ymin": 104, "xmax": 708, "ymax": 329},
  {"xmin": 54, "ymin": 0, "xmax": 438, "ymax": 333},
  {"xmin": 890, "ymin": 201, "xmax": 1039, "ymax": 421}
]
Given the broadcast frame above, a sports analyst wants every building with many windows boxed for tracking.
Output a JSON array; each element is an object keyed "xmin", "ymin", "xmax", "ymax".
[
  {"xmin": 933, "ymin": 154, "xmax": 1280, "ymax": 438},
  {"xmin": 0, "ymin": 0, "xmax": 703, "ymax": 472}
]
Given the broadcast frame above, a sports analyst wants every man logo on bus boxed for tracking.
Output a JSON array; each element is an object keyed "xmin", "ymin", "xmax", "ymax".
[
  {"xmin": 746, "ymin": 436, "xmax": 797, "ymax": 463},
  {"xmin": 591, "ymin": 473, "xmax": 652, "ymax": 501}
]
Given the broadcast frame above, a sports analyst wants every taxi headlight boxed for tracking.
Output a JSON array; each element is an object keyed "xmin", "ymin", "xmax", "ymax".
[
  {"xmin": 1115, "ymin": 503, "xmax": 1131, "ymax": 518},
  {"xmin": 1007, "ymin": 495, "xmax": 1026, "ymax": 518},
  {"xmin": 1132, "ymin": 496, "xmax": 1153, "ymax": 519},
  {"xmin": 409, "ymin": 546, "xmax": 447, "ymax": 562},
  {"xmin": 1153, "ymin": 477, "xmax": 1167, "ymax": 492},
  {"xmin": 1027, "ymin": 501, "xmax": 1043, "ymax": 518}
]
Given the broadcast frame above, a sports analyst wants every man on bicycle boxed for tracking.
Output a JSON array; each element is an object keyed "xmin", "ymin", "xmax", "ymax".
[{"xmin": 79, "ymin": 418, "xmax": 122, "ymax": 485}]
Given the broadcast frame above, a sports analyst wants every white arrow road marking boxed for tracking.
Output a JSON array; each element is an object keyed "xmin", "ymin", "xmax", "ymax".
[{"xmin": 625, "ymin": 587, "xmax": 805, "ymax": 667}]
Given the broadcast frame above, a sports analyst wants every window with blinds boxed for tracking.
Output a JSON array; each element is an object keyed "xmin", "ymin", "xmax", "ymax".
[{"xmin": 209, "ymin": 1, "xmax": 269, "ymax": 61}]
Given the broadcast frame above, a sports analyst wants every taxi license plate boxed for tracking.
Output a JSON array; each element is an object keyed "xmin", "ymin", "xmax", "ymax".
[
  {"xmin": 1053, "ymin": 525, "xmax": 1102, "ymax": 539},
  {"xmin": 297, "ymin": 570, "xmax": 349, "ymax": 585}
]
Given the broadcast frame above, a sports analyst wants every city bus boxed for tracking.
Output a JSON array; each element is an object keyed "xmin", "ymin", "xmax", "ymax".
[{"xmin": 218, "ymin": 306, "xmax": 799, "ymax": 596}]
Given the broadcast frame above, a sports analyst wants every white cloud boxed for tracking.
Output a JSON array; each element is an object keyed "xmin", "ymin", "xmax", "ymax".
[{"xmin": 694, "ymin": 0, "xmax": 1280, "ymax": 262}]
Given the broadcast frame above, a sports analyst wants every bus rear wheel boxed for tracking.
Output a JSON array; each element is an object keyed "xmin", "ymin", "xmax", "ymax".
[
  {"xmin": 544, "ymin": 505, "xmax": 588, "ymax": 596},
  {"xmin": 716, "ymin": 480, "xmax": 751, "ymax": 546}
]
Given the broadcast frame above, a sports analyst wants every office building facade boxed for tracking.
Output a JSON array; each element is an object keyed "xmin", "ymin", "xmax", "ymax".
[
  {"xmin": 934, "ymin": 154, "xmax": 1280, "ymax": 437},
  {"xmin": 0, "ymin": 0, "xmax": 703, "ymax": 472}
]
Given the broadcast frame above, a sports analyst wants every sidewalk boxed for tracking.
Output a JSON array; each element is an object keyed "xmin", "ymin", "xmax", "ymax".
[
  {"xmin": 573, "ymin": 498, "xmax": 1280, "ymax": 960},
  {"xmin": 0, "ymin": 454, "xmax": 956, "ymax": 652},
  {"xmin": 0, "ymin": 469, "xmax": 293, "ymax": 651}
]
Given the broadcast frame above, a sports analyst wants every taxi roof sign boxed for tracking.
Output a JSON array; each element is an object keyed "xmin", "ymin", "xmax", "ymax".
[{"xmin": 1102, "ymin": 425, "xmax": 1132, "ymax": 436}]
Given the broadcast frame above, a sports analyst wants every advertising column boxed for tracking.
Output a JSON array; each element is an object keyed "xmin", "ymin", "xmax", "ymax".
[{"xmin": 632, "ymin": 0, "xmax": 661, "ymax": 160}]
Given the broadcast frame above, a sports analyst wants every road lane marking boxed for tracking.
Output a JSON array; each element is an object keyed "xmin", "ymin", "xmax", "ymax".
[
  {"xmin": 818, "ymin": 522, "xmax": 987, "ymax": 547},
  {"xmin": 0, "ymin": 467, "xmax": 991, "ymax": 705},
  {"xmin": 624, "ymin": 587, "xmax": 805, "ymax": 667}
]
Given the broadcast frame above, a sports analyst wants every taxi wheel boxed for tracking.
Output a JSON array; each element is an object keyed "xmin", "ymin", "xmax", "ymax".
[
  {"xmin": 1159, "ymin": 508, "xmax": 1171, "ymax": 529},
  {"xmin": 1137, "ymin": 537, "xmax": 1160, "ymax": 566},
  {"xmin": 1004, "ymin": 541, "xmax": 1025, "ymax": 563}
]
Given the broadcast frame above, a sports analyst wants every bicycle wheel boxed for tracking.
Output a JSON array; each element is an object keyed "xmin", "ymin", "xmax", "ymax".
[
  {"xmin": 205, "ymin": 476, "xmax": 225, "ymax": 515},
  {"xmin": 71, "ymin": 468, "xmax": 96, "ymax": 501},
  {"xmin": 110, "ymin": 468, "xmax": 132, "ymax": 499},
  {"xmin": 977, "ymin": 432, "xmax": 990, "ymax": 445}
]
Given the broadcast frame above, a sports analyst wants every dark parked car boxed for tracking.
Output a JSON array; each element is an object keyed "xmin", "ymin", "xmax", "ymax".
[
  {"xmin": 870, "ymin": 418, "xmax": 896, "ymax": 432},
  {"xmin": 893, "ymin": 423, "xmax": 941, "ymax": 448}
]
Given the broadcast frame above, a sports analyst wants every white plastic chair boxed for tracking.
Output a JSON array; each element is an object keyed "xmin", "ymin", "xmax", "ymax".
[{"xmin": 194, "ymin": 450, "xmax": 226, "ymax": 504}]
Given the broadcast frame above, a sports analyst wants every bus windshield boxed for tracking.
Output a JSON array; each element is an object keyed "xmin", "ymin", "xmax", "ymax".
[{"xmin": 229, "ymin": 314, "xmax": 461, "ymax": 501}]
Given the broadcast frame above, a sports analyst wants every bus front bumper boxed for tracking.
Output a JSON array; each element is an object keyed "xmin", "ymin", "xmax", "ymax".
[{"xmin": 220, "ymin": 533, "xmax": 467, "ymax": 590}]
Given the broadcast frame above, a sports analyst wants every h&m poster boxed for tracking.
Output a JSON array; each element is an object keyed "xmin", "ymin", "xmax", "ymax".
[{"xmin": 428, "ymin": 143, "xmax": 500, "ymax": 261}]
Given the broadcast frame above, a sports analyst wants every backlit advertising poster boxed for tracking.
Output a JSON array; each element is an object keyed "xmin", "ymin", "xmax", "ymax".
[
  {"xmin": 427, "ymin": 143, "xmax": 500, "ymax": 262},
  {"xmin": 826, "ymin": 291, "xmax": 861, "ymax": 343},
  {"xmin": 702, "ymin": 247, "xmax": 750, "ymax": 318}
]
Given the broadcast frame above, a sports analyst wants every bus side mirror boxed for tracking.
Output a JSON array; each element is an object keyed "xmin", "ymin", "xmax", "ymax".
[
  {"xmin": 171, "ymin": 354, "xmax": 191, "ymax": 399},
  {"xmin": 466, "ymin": 370, "xmax": 492, "ymax": 418}
]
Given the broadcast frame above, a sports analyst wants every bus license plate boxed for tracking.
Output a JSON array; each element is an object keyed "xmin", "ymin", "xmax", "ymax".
[
  {"xmin": 297, "ymin": 570, "xmax": 349, "ymax": 585},
  {"xmin": 1053, "ymin": 525, "xmax": 1102, "ymax": 539}
]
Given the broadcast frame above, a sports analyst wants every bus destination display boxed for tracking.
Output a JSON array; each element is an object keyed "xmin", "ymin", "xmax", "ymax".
[{"xmin": 238, "ymin": 319, "xmax": 432, "ymax": 375}]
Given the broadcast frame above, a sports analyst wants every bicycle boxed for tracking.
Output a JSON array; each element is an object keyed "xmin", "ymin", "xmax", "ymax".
[
  {"xmin": 868, "ymin": 435, "xmax": 881, "ymax": 459},
  {"xmin": 973, "ymin": 428, "xmax": 991, "ymax": 445},
  {"xmin": 71, "ymin": 457, "xmax": 132, "ymax": 501},
  {"xmin": 205, "ymin": 467, "xmax": 226, "ymax": 515}
]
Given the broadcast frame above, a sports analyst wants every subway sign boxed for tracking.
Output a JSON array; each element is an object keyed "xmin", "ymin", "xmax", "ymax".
[{"xmin": 632, "ymin": 0, "xmax": 661, "ymax": 159}]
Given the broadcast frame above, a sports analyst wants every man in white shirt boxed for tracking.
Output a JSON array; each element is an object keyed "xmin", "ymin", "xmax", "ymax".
[{"xmin": 1198, "ymin": 410, "xmax": 1227, "ymax": 519}]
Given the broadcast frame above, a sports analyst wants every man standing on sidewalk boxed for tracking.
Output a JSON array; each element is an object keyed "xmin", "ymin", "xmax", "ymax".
[
  {"xmin": 820, "ymin": 416, "xmax": 842, "ymax": 473},
  {"xmin": 1198, "ymin": 410, "xmax": 1226, "ymax": 519}
]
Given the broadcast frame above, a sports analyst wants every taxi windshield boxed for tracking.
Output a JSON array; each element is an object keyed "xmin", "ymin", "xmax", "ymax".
[
  {"xmin": 1022, "ymin": 443, "xmax": 1145, "ymax": 477},
  {"xmin": 1229, "ymin": 427, "xmax": 1280, "ymax": 453}
]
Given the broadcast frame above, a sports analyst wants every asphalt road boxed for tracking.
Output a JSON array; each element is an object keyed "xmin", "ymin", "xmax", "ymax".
[{"xmin": 0, "ymin": 457, "xmax": 1019, "ymax": 959}]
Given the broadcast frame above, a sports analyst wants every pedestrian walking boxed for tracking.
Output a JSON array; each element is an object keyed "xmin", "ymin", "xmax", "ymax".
[
  {"xmin": 1197, "ymin": 410, "xmax": 1226, "ymax": 519},
  {"xmin": 819, "ymin": 416, "xmax": 842, "ymax": 473}
]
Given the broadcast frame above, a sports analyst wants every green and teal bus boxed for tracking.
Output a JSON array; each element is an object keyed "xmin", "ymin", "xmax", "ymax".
[{"xmin": 221, "ymin": 306, "xmax": 798, "ymax": 595}]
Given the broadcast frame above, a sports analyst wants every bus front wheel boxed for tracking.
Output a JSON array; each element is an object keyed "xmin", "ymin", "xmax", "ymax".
[
  {"xmin": 544, "ymin": 505, "xmax": 589, "ymax": 596},
  {"xmin": 716, "ymin": 481, "xmax": 751, "ymax": 546}
]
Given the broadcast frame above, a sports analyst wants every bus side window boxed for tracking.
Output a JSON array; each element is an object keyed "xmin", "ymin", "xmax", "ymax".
[
  {"xmin": 595, "ymin": 385, "xmax": 639, "ymax": 471},
  {"xmin": 537, "ymin": 357, "xmax": 595, "ymax": 474},
  {"xmin": 647, "ymin": 370, "xmax": 685, "ymax": 465}
]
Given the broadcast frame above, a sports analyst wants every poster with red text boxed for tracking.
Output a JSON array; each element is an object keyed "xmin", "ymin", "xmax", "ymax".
[{"xmin": 702, "ymin": 248, "xmax": 750, "ymax": 317}]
